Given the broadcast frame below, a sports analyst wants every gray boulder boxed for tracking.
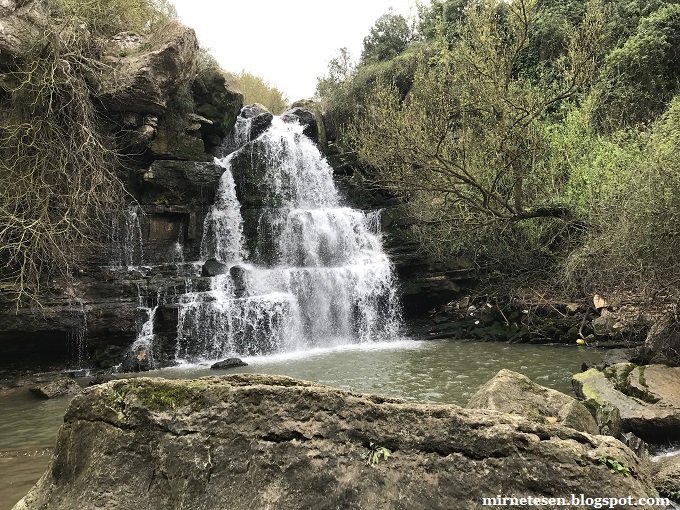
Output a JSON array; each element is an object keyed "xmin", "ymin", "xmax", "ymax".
[
  {"xmin": 467, "ymin": 369, "xmax": 599, "ymax": 435},
  {"xmin": 29, "ymin": 378, "xmax": 81, "ymax": 399},
  {"xmin": 573, "ymin": 364, "xmax": 680, "ymax": 442},
  {"xmin": 15, "ymin": 374, "xmax": 656, "ymax": 510},
  {"xmin": 95, "ymin": 22, "xmax": 199, "ymax": 115}
]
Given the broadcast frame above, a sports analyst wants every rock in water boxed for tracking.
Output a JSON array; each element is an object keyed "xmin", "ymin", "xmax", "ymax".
[
  {"xmin": 210, "ymin": 358, "xmax": 247, "ymax": 370},
  {"xmin": 652, "ymin": 453, "xmax": 680, "ymax": 501},
  {"xmin": 15, "ymin": 375, "xmax": 657, "ymax": 510},
  {"xmin": 29, "ymin": 378, "xmax": 81, "ymax": 399},
  {"xmin": 467, "ymin": 369, "xmax": 599, "ymax": 435}
]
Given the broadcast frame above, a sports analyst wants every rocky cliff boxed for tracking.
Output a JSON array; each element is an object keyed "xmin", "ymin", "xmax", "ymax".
[
  {"xmin": 0, "ymin": 3, "xmax": 243, "ymax": 368},
  {"xmin": 15, "ymin": 374, "xmax": 658, "ymax": 510}
]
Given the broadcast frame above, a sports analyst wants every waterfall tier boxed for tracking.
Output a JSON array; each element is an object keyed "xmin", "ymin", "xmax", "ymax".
[{"xmin": 176, "ymin": 117, "xmax": 401, "ymax": 362}]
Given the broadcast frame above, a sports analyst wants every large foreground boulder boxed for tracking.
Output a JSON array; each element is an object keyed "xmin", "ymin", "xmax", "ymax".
[
  {"xmin": 467, "ymin": 369, "xmax": 599, "ymax": 435},
  {"xmin": 16, "ymin": 374, "xmax": 658, "ymax": 510},
  {"xmin": 573, "ymin": 363, "xmax": 680, "ymax": 442}
]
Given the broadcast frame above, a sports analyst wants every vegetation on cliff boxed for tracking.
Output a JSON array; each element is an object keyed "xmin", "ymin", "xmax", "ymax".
[
  {"xmin": 317, "ymin": 0, "xmax": 680, "ymax": 301},
  {"xmin": 0, "ymin": 1, "xmax": 178, "ymax": 305},
  {"xmin": 226, "ymin": 70, "xmax": 288, "ymax": 114}
]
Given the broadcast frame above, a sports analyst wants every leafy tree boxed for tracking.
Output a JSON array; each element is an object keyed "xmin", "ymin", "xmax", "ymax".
[
  {"xmin": 361, "ymin": 9, "xmax": 414, "ymax": 64},
  {"xmin": 417, "ymin": 0, "xmax": 468, "ymax": 42},
  {"xmin": 315, "ymin": 47, "xmax": 355, "ymax": 101},
  {"xmin": 348, "ymin": 0, "xmax": 606, "ymax": 271},
  {"xmin": 228, "ymin": 71, "xmax": 288, "ymax": 114},
  {"xmin": 589, "ymin": 3, "xmax": 680, "ymax": 131}
]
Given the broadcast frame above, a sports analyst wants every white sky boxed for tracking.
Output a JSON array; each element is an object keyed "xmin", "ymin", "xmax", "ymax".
[{"xmin": 170, "ymin": 0, "xmax": 419, "ymax": 102}]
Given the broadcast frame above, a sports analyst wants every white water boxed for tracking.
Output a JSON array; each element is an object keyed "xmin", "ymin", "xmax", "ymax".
[{"xmin": 176, "ymin": 117, "xmax": 401, "ymax": 362}]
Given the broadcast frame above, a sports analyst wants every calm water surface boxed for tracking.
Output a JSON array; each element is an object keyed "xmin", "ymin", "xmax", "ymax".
[{"xmin": 0, "ymin": 339, "xmax": 603, "ymax": 509}]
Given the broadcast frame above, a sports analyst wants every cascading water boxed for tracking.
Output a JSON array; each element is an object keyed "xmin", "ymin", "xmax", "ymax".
[{"xmin": 176, "ymin": 117, "xmax": 401, "ymax": 362}]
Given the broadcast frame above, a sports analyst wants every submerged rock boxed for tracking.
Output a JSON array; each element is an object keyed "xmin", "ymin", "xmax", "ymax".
[
  {"xmin": 16, "ymin": 374, "xmax": 656, "ymax": 510},
  {"xmin": 210, "ymin": 358, "xmax": 247, "ymax": 370},
  {"xmin": 29, "ymin": 378, "xmax": 81, "ymax": 399},
  {"xmin": 467, "ymin": 369, "xmax": 599, "ymax": 435},
  {"xmin": 573, "ymin": 364, "xmax": 680, "ymax": 442}
]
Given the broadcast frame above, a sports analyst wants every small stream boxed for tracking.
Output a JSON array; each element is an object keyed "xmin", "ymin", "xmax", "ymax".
[{"xmin": 1, "ymin": 339, "xmax": 607, "ymax": 509}]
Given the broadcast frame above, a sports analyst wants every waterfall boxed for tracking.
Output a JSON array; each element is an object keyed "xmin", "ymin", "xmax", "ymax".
[
  {"xmin": 122, "ymin": 287, "xmax": 163, "ymax": 371},
  {"xmin": 66, "ymin": 300, "xmax": 88, "ymax": 369},
  {"xmin": 176, "ymin": 117, "xmax": 401, "ymax": 362},
  {"xmin": 121, "ymin": 203, "xmax": 144, "ymax": 267}
]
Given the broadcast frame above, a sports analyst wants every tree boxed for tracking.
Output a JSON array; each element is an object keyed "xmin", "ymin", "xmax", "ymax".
[
  {"xmin": 315, "ymin": 47, "xmax": 355, "ymax": 101},
  {"xmin": 417, "ymin": 0, "xmax": 468, "ymax": 43},
  {"xmin": 589, "ymin": 3, "xmax": 680, "ymax": 131},
  {"xmin": 361, "ymin": 9, "xmax": 414, "ymax": 64},
  {"xmin": 228, "ymin": 71, "xmax": 288, "ymax": 114},
  {"xmin": 352, "ymin": 0, "xmax": 605, "ymax": 219},
  {"xmin": 348, "ymin": 0, "xmax": 606, "ymax": 268}
]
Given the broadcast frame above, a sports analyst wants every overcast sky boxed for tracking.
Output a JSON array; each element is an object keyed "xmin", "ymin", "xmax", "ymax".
[{"xmin": 170, "ymin": 0, "xmax": 419, "ymax": 102}]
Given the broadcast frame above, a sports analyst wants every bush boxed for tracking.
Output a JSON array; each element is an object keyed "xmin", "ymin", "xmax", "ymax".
[
  {"xmin": 50, "ymin": 0, "xmax": 176, "ymax": 37},
  {"xmin": 560, "ymin": 97, "xmax": 680, "ymax": 296},
  {"xmin": 227, "ymin": 71, "xmax": 288, "ymax": 114}
]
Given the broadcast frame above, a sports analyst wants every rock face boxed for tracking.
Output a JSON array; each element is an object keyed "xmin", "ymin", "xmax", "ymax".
[
  {"xmin": 15, "ymin": 375, "xmax": 655, "ymax": 510},
  {"xmin": 573, "ymin": 364, "xmax": 680, "ymax": 442},
  {"xmin": 192, "ymin": 67, "xmax": 243, "ymax": 152},
  {"xmin": 0, "ymin": 0, "xmax": 48, "ymax": 67},
  {"xmin": 467, "ymin": 369, "xmax": 599, "ymax": 435},
  {"xmin": 95, "ymin": 22, "xmax": 199, "ymax": 116}
]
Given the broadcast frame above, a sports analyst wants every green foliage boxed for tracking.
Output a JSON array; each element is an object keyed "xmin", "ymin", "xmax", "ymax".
[
  {"xmin": 315, "ymin": 47, "xmax": 355, "ymax": 101},
  {"xmin": 417, "ymin": 0, "xmax": 468, "ymax": 42},
  {"xmin": 317, "ymin": 44, "xmax": 424, "ymax": 140},
  {"xmin": 228, "ymin": 70, "xmax": 288, "ymax": 114},
  {"xmin": 599, "ymin": 456, "xmax": 630, "ymax": 476},
  {"xmin": 50, "ymin": 0, "xmax": 177, "ymax": 37},
  {"xmin": 347, "ymin": 0, "xmax": 605, "ymax": 275},
  {"xmin": 197, "ymin": 47, "xmax": 221, "ymax": 73},
  {"xmin": 365, "ymin": 442, "xmax": 392, "ymax": 465},
  {"xmin": 561, "ymin": 96, "xmax": 680, "ymax": 295},
  {"xmin": 589, "ymin": 3, "xmax": 680, "ymax": 131},
  {"xmin": 361, "ymin": 9, "xmax": 415, "ymax": 65}
]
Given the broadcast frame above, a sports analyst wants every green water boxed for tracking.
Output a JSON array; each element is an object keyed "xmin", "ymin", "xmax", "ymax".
[{"xmin": 0, "ymin": 339, "xmax": 603, "ymax": 509}]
